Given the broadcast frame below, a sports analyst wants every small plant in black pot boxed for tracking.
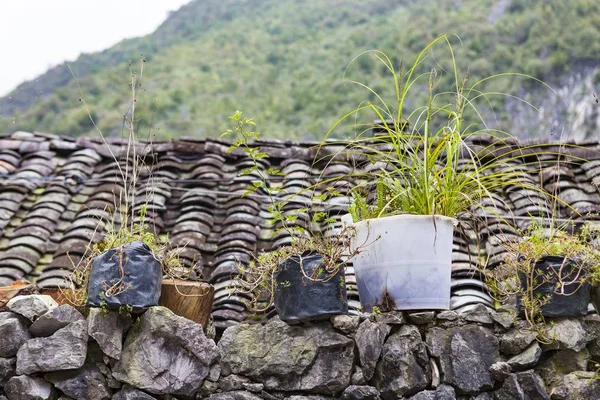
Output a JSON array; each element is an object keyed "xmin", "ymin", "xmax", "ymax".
[
  {"xmin": 234, "ymin": 234, "xmax": 353, "ymax": 324},
  {"xmin": 67, "ymin": 205, "xmax": 184, "ymax": 313},
  {"xmin": 489, "ymin": 223, "xmax": 600, "ymax": 341},
  {"xmin": 275, "ymin": 252, "xmax": 347, "ymax": 322},
  {"xmin": 223, "ymin": 111, "xmax": 365, "ymax": 323},
  {"xmin": 64, "ymin": 59, "xmax": 186, "ymax": 313}
]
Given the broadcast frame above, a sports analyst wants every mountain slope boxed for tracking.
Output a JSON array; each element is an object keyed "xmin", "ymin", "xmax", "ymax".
[{"xmin": 1, "ymin": 0, "xmax": 599, "ymax": 140}]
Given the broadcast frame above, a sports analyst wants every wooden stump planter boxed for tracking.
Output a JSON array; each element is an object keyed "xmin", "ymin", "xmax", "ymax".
[
  {"xmin": 159, "ymin": 279, "xmax": 214, "ymax": 328},
  {"xmin": 38, "ymin": 288, "xmax": 76, "ymax": 306}
]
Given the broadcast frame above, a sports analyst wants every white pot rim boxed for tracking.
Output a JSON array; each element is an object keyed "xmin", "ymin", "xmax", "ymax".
[{"xmin": 343, "ymin": 213, "xmax": 458, "ymax": 227}]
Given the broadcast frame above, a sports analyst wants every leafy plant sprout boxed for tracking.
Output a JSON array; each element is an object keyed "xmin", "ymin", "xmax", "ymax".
[{"xmin": 222, "ymin": 111, "xmax": 371, "ymax": 313}]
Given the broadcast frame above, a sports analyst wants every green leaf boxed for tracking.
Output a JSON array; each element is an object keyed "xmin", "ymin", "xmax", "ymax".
[
  {"xmin": 242, "ymin": 186, "xmax": 258, "ymax": 197},
  {"xmin": 267, "ymin": 168, "xmax": 286, "ymax": 177},
  {"xmin": 240, "ymin": 168, "xmax": 256, "ymax": 176}
]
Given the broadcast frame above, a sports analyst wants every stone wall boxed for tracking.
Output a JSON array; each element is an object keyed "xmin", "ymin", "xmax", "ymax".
[{"xmin": 2, "ymin": 295, "xmax": 600, "ymax": 399}]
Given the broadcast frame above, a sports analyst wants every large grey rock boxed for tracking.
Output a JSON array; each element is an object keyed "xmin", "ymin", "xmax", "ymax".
[
  {"xmin": 552, "ymin": 372, "xmax": 600, "ymax": 399},
  {"xmin": 585, "ymin": 315, "xmax": 600, "ymax": 359},
  {"xmin": 351, "ymin": 366, "xmax": 366, "ymax": 385},
  {"xmin": 585, "ymin": 314, "xmax": 600, "ymax": 341},
  {"xmin": 218, "ymin": 374, "xmax": 250, "ymax": 391},
  {"xmin": 588, "ymin": 336, "xmax": 600, "ymax": 361},
  {"xmin": 373, "ymin": 325, "xmax": 430, "ymax": 399},
  {"xmin": 0, "ymin": 316, "xmax": 31, "ymax": 357},
  {"xmin": 112, "ymin": 385, "xmax": 157, "ymax": 400},
  {"xmin": 341, "ymin": 385, "xmax": 381, "ymax": 400},
  {"xmin": 0, "ymin": 356, "xmax": 16, "ymax": 385},
  {"xmin": 493, "ymin": 374, "xmax": 524, "ymax": 400},
  {"xmin": 491, "ymin": 308, "xmax": 515, "ymax": 330},
  {"xmin": 407, "ymin": 311, "xmax": 435, "ymax": 325},
  {"xmin": 29, "ymin": 304, "xmax": 84, "ymax": 337},
  {"xmin": 495, "ymin": 371, "xmax": 548, "ymax": 400},
  {"xmin": 198, "ymin": 380, "xmax": 219, "ymax": 398},
  {"xmin": 46, "ymin": 363, "xmax": 111, "ymax": 400},
  {"xmin": 16, "ymin": 319, "xmax": 88, "ymax": 374},
  {"xmin": 506, "ymin": 342, "xmax": 541, "ymax": 370},
  {"xmin": 355, "ymin": 319, "xmax": 391, "ymax": 381},
  {"xmin": 208, "ymin": 364, "xmax": 221, "ymax": 382},
  {"xmin": 219, "ymin": 320, "xmax": 354, "ymax": 395},
  {"xmin": 87, "ymin": 308, "xmax": 131, "ymax": 360},
  {"xmin": 112, "ymin": 307, "xmax": 218, "ymax": 396},
  {"xmin": 459, "ymin": 304, "xmax": 494, "ymax": 325},
  {"xmin": 5, "ymin": 375, "xmax": 54, "ymax": 400},
  {"xmin": 6, "ymin": 295, "xmax": 57, "ymax": 321},
  {"xmin": 499, "ymin": 329, "xmax": 537, "ymax": 356},
  {"xmin": 544, "ymin": 319, "xmax": 587, "ymax": 351},
  {"xmin": 207, "ymin": 392, "xmax": 262, "ymax": 400},
  {"xmin": 409, "ymin": 384, "xmax": 455, "ymax": 400},
  {"xmin": 95, "ymin": 363, "xmax": 121, "ymax": 390},
  {"xmin": 535, "ymin": 348, "xmax": 589, "ymax": 387},
  {"xmin": 0, "ymin": 312, "xmax": 24, "ymax": 323},
  {"xmin": 409, "ymin": 392, "xmax": 436, "ymax": 400},
  {"xmin": 436, "ymin": 311, "xmax": 458, "ymax": 322},
  {"xmin": 436, "ymin": 311, "xmax": 461, "ymax": 328},
  {"xmin": 373, "ymin": 311, "xmax": 406, "ymax": 325},
  {"xmin": 433, "ymin": 385, "xmax": 456, "ymax": 399},
  {"xmin": 489, "ymin": 361, "xmax": 512, "ymax": 381},
  {"xmin": 331, "ymin": 315, "xmax": 361, "ymax": 334},
  {"xmin": 426, "ymin": 325, "xmax": 498, "ymax": 395},
  {"xmin": 242, "ymin": 382, "xmax": 263, "ymax": 393},
  {"xmin": 514, "ymin": 370, "xmax": 548, "ymax": 399}
]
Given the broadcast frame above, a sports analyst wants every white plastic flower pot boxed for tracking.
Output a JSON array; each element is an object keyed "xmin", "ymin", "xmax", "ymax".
[{"xmin": 343, "ymin": 214, "xmax": 456, "ymax": 311}]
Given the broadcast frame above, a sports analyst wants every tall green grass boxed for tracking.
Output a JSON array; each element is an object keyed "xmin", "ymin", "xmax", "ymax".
[{"xmin": 319, "ymin": 35, "xmax": 581, "ymax": 221}]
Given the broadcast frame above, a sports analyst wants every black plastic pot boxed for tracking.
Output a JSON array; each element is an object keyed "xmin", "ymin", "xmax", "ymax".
[
  {"xmin": 274, "ymin": 252, "xmax": 348, "ymax": 324},
  {"xmin": 87, "ymin": 241, "xmax": 162, "ymax": 312},
  {"xmin": 518, "ymin": 255, "xmax": 591, "ymax": 318}
]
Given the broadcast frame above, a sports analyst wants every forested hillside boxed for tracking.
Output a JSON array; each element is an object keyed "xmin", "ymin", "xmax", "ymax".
[{"xmin": 1, "ymin": 0, "xmax": 599, "ymax": 140}]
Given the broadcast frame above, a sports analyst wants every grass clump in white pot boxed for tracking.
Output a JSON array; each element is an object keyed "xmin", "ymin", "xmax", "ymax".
[{"xmin": 320, "ymin": 35, "xmax": 568, "ymax": 312}]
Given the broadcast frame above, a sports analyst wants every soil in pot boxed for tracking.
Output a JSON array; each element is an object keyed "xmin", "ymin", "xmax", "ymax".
[
  {"xmin": 274, "ymin": 252, "xmax": 348, "ymax": 324},
  {"xmin": 518, "ymin": 255, "xmax": 591, "ymax": 318}
]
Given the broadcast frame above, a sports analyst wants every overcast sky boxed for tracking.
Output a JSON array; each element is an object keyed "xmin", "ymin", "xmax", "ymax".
[{"xmin": 0, "ymin": 0, "xmax": 190, "ymax": 96}]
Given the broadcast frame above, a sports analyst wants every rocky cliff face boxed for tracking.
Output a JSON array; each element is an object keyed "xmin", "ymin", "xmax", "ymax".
[
  {"xmin": 505, "ymin": 66, "xmax": 600, "ymax": 142},
  {"xmin": 2, "ymin": 295, "xmax": 600, "ymax": 399}
]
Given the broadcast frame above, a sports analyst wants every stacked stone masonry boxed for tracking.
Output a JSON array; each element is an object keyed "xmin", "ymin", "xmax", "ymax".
[{"xmin": 2, "ymin": 295, "xmax": 600, "ymax": 399}]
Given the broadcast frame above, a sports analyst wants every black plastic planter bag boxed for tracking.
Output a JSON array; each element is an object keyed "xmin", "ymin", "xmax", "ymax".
[
  {"xmin": 87, "ymin": 241, "xmax": 162, "ymax": 311},
  {"xmin": 518, "ymin": 255, "xmax": 591, "ymax": 318},
  {"xmin": 274, "ymin": 252, "xmax": 348, "ymax": 324}
]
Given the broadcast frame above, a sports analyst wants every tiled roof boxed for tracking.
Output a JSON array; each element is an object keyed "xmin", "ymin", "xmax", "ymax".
[{"xmin": 1, "ymin": 131, "xmax": 600, "ymax": 328}]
